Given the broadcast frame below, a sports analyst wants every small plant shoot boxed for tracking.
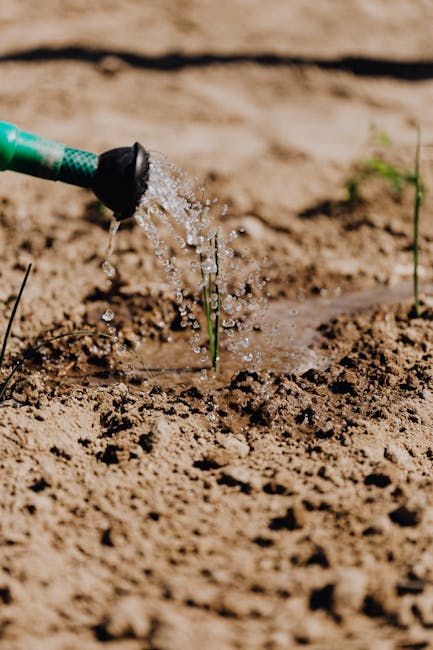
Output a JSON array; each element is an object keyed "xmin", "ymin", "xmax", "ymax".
[
  {"xmin": 413, "ymin": 127, "xmax": 423, "ymax": 317},
  {"xmin": 0, "ymin": 263, "xmax": 32, "ymax": 376},
  {"xmin": 345, "ymin": 126, "xmax": 424, "ymax": 317},
  {"xmin": 345, "ymin": 126, "xmax": 417, "ymax": 208}
]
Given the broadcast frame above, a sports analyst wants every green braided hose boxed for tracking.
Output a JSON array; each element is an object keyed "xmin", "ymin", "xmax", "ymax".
[
  {"xmin": 0, "ymin": 121, "xmax": 98, "ymax": 188},
  {"xmin": 60, "ymin": 147, "xmax": 98, "ymax": 187}
]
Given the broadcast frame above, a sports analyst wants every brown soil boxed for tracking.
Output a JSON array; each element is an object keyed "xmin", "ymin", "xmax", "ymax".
[{"xmin": 3, "ymin": 3, "xmax": 433, "ymax": 649}]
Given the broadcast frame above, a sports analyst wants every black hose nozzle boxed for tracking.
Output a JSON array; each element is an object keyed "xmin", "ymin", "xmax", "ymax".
[{"xmin": 92, "ymin": 142, "xmax": 150, "ymax": 220}]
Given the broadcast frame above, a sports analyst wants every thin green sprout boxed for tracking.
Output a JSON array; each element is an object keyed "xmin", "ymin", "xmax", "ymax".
[
  {"xmin": 413, "ymin": 127, "xmax": 423, "ymax": 317},
  {"xmin": 213, "ymin": 232, "xmax": 221, "ymax": 370},
  {"xmin": 200, "ymin": 262, "xmax": 215, "ymax": 365},
  {"xmin": 198, "ymin": 188, "xmax": 221, "ymax": 371},
  {"xmin": 0, "ymin": 263, "xmax": 32, "ymax": 371}
]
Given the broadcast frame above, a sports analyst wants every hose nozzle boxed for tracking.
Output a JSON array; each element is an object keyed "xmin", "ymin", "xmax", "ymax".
[{"xmin": 0, "ymin": 121, "xmax": 149, "ymax": 220}]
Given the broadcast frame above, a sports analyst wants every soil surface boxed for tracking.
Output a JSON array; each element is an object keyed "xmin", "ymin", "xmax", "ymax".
[{"xmin": 3, "ymin": 3, "xmax": 433, "ymax": 649}]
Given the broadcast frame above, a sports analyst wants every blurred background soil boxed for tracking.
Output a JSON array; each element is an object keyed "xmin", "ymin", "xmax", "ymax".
[{"xmin": 2, "ymin": 2, "xmax": 433, "ymax": 649}]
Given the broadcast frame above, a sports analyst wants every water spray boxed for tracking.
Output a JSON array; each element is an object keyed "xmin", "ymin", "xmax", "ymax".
[{"xmin": 0, "ymin": 121, "xmax": 149, "ymax": 220}]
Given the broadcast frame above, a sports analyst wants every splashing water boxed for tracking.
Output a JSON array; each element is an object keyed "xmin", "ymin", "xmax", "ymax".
[{"xmin": 132, "ymin": 154, "xmax": 270, "ymax": 372}]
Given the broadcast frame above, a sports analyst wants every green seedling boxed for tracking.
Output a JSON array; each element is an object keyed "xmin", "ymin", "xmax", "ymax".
[
  {"xmin": 0, "ymin": 265, "xmax": 151, "ymax": 402},
  {"xmin": 345, "ymin": 126, "xmax": 425, "ymax": 317},
  {"xmin": 345, "ymin": 127, "xmax": 416, "ymax": 207},
  {"xmin": 413, "ymin": 127, "xmax": 423, "ymax": 317},
  {"xmin": 345, "ymin": 158, "xmax": 416, "ymax": 208},
  {"xmin": 0, "ymin": 263, "xmax": 32, "ymax": 375},
  {"xmin": 200, "ymin": 231, "xmax": 221, "ymax": 372},
  {"xmin": 197, "ymin": 186, "xmax": 221, "ymax": 372}
]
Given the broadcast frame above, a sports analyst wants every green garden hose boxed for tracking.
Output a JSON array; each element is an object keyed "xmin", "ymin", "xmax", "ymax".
[{"xmin": 0, "ymin": 121, "xmax": 149, "ymax": 220}]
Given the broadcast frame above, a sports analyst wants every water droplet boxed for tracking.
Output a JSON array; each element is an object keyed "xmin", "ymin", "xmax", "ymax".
[
  {"xmin": 110, "ymin": 219, "xmax": 120, "ymax": 235},
  {"xmin": 102, "ymin": 309, "xmax": 115, "ymax": 322},
  {"xmin": 102, "ymin": 260, "xmax": 116, "ymax": 277}
]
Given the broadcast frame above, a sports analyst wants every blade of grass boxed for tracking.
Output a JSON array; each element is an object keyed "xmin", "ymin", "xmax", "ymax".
[
  {"xmin": 200, "ymin": 261, "xmax": 215, "ymax": 365},
  {"xmin": 413, "ymin": 127, "xmax": 423, "ymax": 317},
  {"xmin": 197, "ymin": 184, "xmax": 217, "ymax": 369},
  {"xmin": 212, "ymin": 232, "xmax": 221, "ymax": 371},
  {"xmin": 0, "ymin": 329, "xmax": 152, "ymax": 402},
  {"xmin": 0, "ymin": 263, "xmax": 32, "ymax": 371}
]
